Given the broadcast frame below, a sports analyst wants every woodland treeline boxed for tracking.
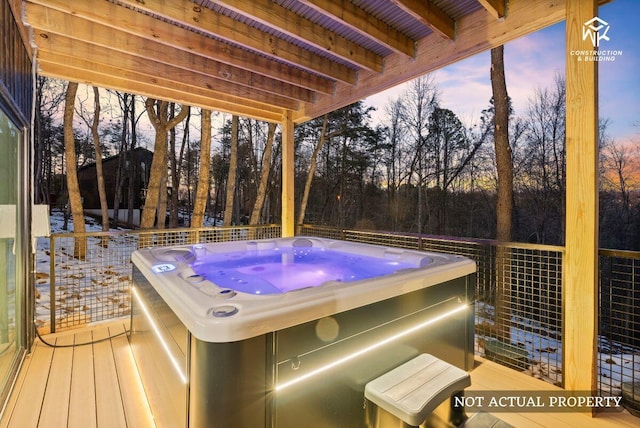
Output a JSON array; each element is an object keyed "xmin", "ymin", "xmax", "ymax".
[{"xmin": 34, "ymin": 73, "xmax": 640, "ymax": 251}]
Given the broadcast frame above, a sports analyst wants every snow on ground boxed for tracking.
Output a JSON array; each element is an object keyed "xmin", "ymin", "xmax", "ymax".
[
  {"xmin": 35, "ymin": 211, "xmax": 640, "ymax": 396},
  {"xmin": 34, "ymin": 210, "xmax": 133, "ymax": 331},
  {"xmin": 35, "ymin": 210, "xmax": 225, "ymax": 332},
  {"xmin": 476, "ymin": 301, "xmax": 640, "ymax": 396}
]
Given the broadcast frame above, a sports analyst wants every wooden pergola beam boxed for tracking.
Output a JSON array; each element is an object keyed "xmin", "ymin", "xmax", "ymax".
[
  {"xmin": 563, "ymin": 0, "xmax": 598, "ymax": 397},
  {"xmin": 295, "ymin": 0, "xmax": 567, "ymax": 123},
  {"xmin": 35, "ymin": 33, "xmax": 299, "ymax": 111},
  {"xmin": 38, "ymin": 59, "xmax": 285, "ymax": 123},
  {"xmin": 297, "ymin": 0, "xmax": 416, "ymax": 58},
  {"xmin": 25, "ymin": 0, "xmax": 323, "ymax": 101},
  {"xmin": 390, "ymin": 0, "xmax": 455, "ymax": 40},
  {"xmin": 477, "ymin": 0, "xmax": 506, "ymax": 20},
  {"xmin": 215, "ymin": 0, "xmax": 383, "ymax": 72},
  {"xmin": 114, "ymin": 0, "xmax": 351, "ymax": 86}
]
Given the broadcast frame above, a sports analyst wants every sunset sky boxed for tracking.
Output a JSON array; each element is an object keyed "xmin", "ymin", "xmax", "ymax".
[{"xmin": 366, "ymin": 0, "xmax": 640, "ymax": 145}]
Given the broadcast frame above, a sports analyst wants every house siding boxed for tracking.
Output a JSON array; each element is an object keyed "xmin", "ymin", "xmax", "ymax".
[{"xmin": 1, "ymin": 0, "xmax": 32, "ymax": 124}]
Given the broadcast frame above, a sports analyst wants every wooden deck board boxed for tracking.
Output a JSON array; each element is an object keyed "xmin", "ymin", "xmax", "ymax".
[
  {"xmin": 469, "ymin": 357, "xmax": 639, "ymax": 428},
  {"xmin": 5, "ymin": 341, "xmax": 54, "ymax": 428},
  {"xmin": 93, "ymin": 325, "xmax": 128, "ymax": 428},
  {"xmin": 39, "ymin": 334, "xmax": 73, "ymax": 427},
  {"xmin": 0, "ymin": 346, "xmax": 33, "ymax": 428},
  {"xmin": 68, "ymin": 329, "xmax": 97, "ymax": 428}
]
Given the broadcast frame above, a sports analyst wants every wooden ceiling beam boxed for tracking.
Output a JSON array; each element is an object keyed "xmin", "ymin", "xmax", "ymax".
[
  {"xmin": 115, "ymin": 0, "xmax": 354, "ymax": 86},
  {"xmin": 34, "ymin": 32, "xmax": 299, "ymax": 111},
  {"xmin": 297, "ymin": 0, "xmax": 416, "ymax": 57},
  {"xmin": 477, "ymin": 0, "xmax": 506, "ymax": 19},
  {"xmin": 296, "ymin": 0, "xmax": 567, "ymax": 123},
  {"xmin": 214, "ymin": 0, "xmax": 383, "ymax": 72},
  {"xmin": 390, "ymin": 0, "xmax": 455, "ymax": 40},
  {"xmin": 25, "ymin": 3, "xmax": 315, "ymax": 103},
  {"xmin": 37, "ymin": 58, "xmax": 285, "ymax": 123}
]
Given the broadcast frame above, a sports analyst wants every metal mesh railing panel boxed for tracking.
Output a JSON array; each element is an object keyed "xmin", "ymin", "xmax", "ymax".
[
  {"xmin": 599, "ymin": 250, "xmax": 640, "ymax": 396},
  {"xmin": 493, "ymin": 246, "xmax": 563, "ymax": 382},
  {"xmin": 342, "ymin": 230, "xmax": 421, "ymax": 250}
]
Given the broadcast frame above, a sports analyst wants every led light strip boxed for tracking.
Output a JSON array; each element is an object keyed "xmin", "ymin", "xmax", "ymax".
[
  {"xmin": 275, "ymin": 303, "xmax": 468, "ymax": 392},
  {"xmin": 132, "ymin": 286, "xmax": 188, "ymax": 384}
]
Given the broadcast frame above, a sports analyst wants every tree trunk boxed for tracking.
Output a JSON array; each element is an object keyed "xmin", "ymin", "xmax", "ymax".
[
  {"xmin": 192, "ymin": 110, "xmax": 212, "ymax": 228},
  {"xmin": 113, "ymin": 93, "xmax": 130, "ymax": 227},
  {"xmin": 169, "ymin": 104, "xmax": 190, "ymax": 228},
  {"xmin": 157, "ymin": 163, "xmax": 168, "ymax": 229},
  {"xmin": 298, "ymin": 115, "xmax": 328, "ymax": 225},
  {"xmin": 140, "ymin": 99, "xmax": 189, "ymax": 230},
  {"xmin": 169, "ymin": 103, "xmax": 179, "ymax": 228},
  {"xmin": 223, "ymin": 116, "xmax": 239, "ymax": 226},
  {"xmin": 491, "ymin": 45, "xmax": 513, "ymax": 343},
  {"xmin": 91, "ymin": 87, "xmax": 110, "ymax": 245},
  {"xmin": 250, "ymin": 123, "xmax": 276, "ymax": 225},
  {"xmin": 63, "ymin": 82, "xmax": 86, "ymax": 258},
  {"xmin": 127, "ymin": 95, "xmax": 137, "ymax": 226}
]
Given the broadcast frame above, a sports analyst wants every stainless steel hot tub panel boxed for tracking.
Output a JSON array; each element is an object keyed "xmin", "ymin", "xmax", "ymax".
[{"xmin": 130, "ymin": 266, "xmax": 189, "ymax": 428}]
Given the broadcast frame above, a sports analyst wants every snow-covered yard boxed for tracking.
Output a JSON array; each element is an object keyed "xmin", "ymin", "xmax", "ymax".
[
  {"xmin": 35, "ymin": 210, "xmax": 237, "ymax": 332},
  {"xmin": 476, "ymin": 301, "xmax": 640, "ymax": 397},
  {"xmin": 34, "ymin": 210, "xmax": 134, "ymax": 332}
]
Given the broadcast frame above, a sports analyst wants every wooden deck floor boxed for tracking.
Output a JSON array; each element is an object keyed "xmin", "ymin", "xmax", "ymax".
[
  {"xmin": 467, "ymin": 358, "xmax": 639, "ymax": 428},
  {"xmin": 0, "ymin": 319, "xmax": 155, "ymax": 428},
  {"xmin": 1, "ymin": 321, "xmax": 638, "ymax": 428}
]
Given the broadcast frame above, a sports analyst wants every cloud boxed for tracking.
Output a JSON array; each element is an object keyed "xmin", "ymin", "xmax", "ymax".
[{"xmin": 503, "ymin": 25, "xmax": 566, "ymax": 114}]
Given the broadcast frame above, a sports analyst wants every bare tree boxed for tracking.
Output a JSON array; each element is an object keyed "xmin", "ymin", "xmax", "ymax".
[
  {"xmin": 169, "ymin": 105, "xmax": 191, "ymax": 227},
  {"xmin": 111, "ymin": 92, "xmax": 132, "ymax": 227},
  {"xmin": 141, "ymin": 99, "xmax": 189, "ymax": 229},
  {"xmin": 76, "ymin": 87, "xmax": 110, "ymax": 239},
  {"xmin": 34, "ymin": 77, "xmax": 66, "ymax": 205},
  {"xmin": 491, "ymin": 45, "xmax": 513, "ymax": 342},
  {"xmin": 63, "ymin": 81, "xmax": 86, "ymax": 258},
  {"xmin": 517, "ymin": 74, "xmax": 566, "ymax": 243},
  {"xmin": 250, "ymin": 123, "xmax": 277, "ymax": 225},
  {"xmin": 297, "ymin": 115, "xmax": 327, "ymax": 225},
  {"xmin": 399, "ymin": 75, "xmax": 439, "ymax": 233},
  {"xmin": 192, "ymin": 110, "xmax": 212, "ymax": 228},
  {"xmin": 600, "ymin": 137, "xmax": 639, "ymax": 248},
  {"xmin": 381, "ymin": 98, "xmax": 410, "ymax": 231},
  {"xmin": 91, "ymin": 87, "xmax": 110, "ymax": 240},
  {"xmin": 223, "ymin": 116, "xmax": 239, "ymax": 226}
]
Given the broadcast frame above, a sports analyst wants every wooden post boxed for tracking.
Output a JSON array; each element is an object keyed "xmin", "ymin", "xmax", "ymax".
[
  {"xmin": 281, "ymin": 110, "xmax": 295, "ymax": 237},
  {"xmin": 563, "ymin": 0, "xmax": 598, "ymax": 396}
]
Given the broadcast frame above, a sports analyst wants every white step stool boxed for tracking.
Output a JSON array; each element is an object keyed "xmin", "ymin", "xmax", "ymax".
[{"xmin": 364, "ymin": 353, "xmax": 471, "ymax": 427}]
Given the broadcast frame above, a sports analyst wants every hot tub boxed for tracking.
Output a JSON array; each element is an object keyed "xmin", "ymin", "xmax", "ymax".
[{"xmin": 129, "ymin": 236, "xmax": 476, "ymax": 428}]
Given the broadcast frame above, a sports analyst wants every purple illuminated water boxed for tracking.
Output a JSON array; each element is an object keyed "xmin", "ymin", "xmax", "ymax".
[{"xmin": 191, "ymin": 247, "xmax": 416, "ymax": 295}]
